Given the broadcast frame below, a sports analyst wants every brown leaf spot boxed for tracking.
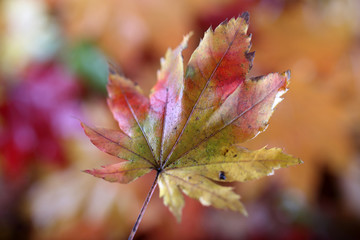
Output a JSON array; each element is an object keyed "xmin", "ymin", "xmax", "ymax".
[
  {"xmin": 223, "ymin": 148, "xmax": 229, "ymax": 156},
  {"xmin": 241, "ymin": 11, "xmax": 250, "ymax": 24},
  {"xmin": 219, "ymin": 171, "xmax": 226, "ymax": 180}
]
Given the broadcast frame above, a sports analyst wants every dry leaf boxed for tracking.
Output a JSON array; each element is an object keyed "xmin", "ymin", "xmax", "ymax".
[{"xmin": 82, "ymin": 13, "xmax": 301, "ymax": 236}]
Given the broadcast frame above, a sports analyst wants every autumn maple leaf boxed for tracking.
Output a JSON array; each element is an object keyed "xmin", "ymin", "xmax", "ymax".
[{"xmin": 82, "ymin": 12, "xmax": 301, "ymax": 239}]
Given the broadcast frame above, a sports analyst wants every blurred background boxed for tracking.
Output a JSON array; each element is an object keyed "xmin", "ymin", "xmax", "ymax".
[{"xmin": 1, "ymin": 0, "xmax": 360, "ymax": 239}]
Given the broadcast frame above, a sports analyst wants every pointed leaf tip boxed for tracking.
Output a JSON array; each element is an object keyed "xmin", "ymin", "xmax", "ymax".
[
  {"xmin": 283, "ymin": 70, "xmax": 291, "ymax": 79},
  {"xmin": 246, "ymin": 51, "xmax": 255, "ymax": 61},
  {"xmin": 246, "ymin": 51, "xmax": 256, "ymax": 69},
  {"xmin": 243, "ymin": 208, "xmax": 248, "ymax": 217},
  {"xmin": 241, "ymin": 11, "xmax": 250, "ymax": 24},
  {"xmin": 83, "ymin": 169, "xmax": 92, "ymax": 174},
  {"xmin": 219, "ymin": 18, "xmax": 229, "ymax": 26},
  {"xmin": 108, "ymin": 61, "xmax": 123, "ymax": 76},
  {"xmin": 182, "ymin": 32, "xmax": 193, "ymax": 47}
]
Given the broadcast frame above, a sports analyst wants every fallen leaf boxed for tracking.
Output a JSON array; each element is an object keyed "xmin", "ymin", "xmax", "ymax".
[{"xmin": 82, "ymin": 12, "xmax": 301, "ymax": 229}]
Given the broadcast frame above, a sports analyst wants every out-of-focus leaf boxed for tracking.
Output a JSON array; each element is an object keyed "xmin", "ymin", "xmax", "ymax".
[
  {"xmin": 66, "ymin": 42, "xmax": 108, "ymax": 93},
  {"xmin": 0, "ymin": 62, "xmax": 80, "ymax": 179}
]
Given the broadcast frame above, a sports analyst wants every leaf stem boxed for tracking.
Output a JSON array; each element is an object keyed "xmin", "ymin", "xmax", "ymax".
[{"xmin": 128, "ymin": 171, "xmax": 160, "ymax": 240}]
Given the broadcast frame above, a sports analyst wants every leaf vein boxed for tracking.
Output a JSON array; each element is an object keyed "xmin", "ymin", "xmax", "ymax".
[
  {"xmin": 90, "ymin": 127, "xmax": 155, "ymax": 167},
  {"xmin": 92, "ymin": 167, "xmax": 152, "ymax": 175},
  {"xmin": 120, "ymin": 87, "xmax": 158, "ymax": 164},
  {"xmin": 159, "ymin": 88, "xmax": 169, "ymax": 166},
  {"xmin": 167, "ymin": 79, "xmax": 285, "ymax": 167},
  {"xmin": 162, "ymin": 26, "xmax": 242, "ymax": 167},
  {"xmin": 164, "ymin": 172, "xmax": 236, "ymax": 204},
  {"xmin": 167, "ymin": 159, "xmax": 289, "ymax": 170}
]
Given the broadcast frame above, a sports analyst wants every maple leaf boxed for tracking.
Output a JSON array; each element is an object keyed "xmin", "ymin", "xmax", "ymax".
[{"xmin": 82, "ymin": 12, "xmax": 301, "ymax": 239}]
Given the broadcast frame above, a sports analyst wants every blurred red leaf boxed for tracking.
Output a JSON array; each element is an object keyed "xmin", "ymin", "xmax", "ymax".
[{"xmin": 0, "ymin": 62, "xmax": 80, "ymax": 179}]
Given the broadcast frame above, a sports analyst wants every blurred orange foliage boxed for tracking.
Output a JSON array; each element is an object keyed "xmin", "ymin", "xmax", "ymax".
[{"xmin": 1, "ymin": 0, "xmax": 360, "ymax": 239}]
